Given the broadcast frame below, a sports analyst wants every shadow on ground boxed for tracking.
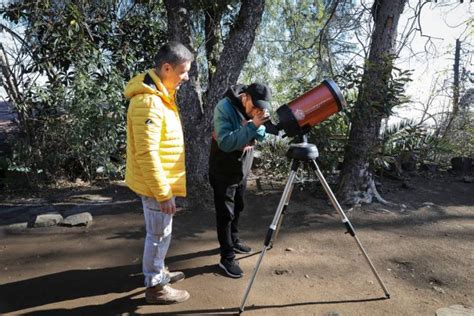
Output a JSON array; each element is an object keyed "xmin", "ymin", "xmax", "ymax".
[{"xmin": 0, "ymin": 247, "xmax": 222, "ymax": 314}]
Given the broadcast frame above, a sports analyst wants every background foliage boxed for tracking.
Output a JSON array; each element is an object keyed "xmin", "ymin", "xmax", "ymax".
[
  {"xmin": 1, "ymin": 0, "xmax": 166, "ymax": 182},
  {"xmin": 0, "ymin": 0, "xmax": 472, "ymax": 190}
]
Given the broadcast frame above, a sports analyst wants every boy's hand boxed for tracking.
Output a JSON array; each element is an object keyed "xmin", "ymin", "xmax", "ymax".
[{"xmin": 252, "ymin": 110, "xmax": 270, "ymax": 127}]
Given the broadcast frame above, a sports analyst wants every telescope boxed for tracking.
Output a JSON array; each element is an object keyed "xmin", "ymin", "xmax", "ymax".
[
  {"xmin": 264, "ymin": 79, "xmax": 346, "ymax": 137},
  {"xmin": 240, "ymin": 78, "xmax": 391, "ymax": 312}
]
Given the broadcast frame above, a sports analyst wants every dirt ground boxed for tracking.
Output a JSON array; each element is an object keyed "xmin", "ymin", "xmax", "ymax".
[{"xmin": 0, "ymin": 172, "xmax": 473, "ymax": 316}]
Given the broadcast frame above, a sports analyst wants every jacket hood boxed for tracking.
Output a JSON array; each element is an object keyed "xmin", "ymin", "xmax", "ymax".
[
  {"xmin": 124, "ymin": 69, "xmax": 175, "ymax": 108},
  {"xmin": 224, "ymin": 84, "xmax": 249, "ymax": 119}
]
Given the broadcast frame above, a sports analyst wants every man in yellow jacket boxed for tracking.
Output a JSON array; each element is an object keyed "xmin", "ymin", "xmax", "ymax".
[{"xmin": 124, "ymin": 41, "xmax": 193, "ymax": 304}]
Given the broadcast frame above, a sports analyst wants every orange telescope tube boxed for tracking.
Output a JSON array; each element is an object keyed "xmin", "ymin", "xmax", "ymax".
[{"xmin": 273, "ymin": 79, "xmax": 346, "ymax": 137}]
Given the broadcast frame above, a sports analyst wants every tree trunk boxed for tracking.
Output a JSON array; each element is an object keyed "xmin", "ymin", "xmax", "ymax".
[
  {"xmin": 203, "ymin": 3, "xmax": 224, "ymax": 83},
  {"xmin": 452, "ymin": 38, "xmax": 461, "ymax": 116},
  {"xmin": 164, "ymin": 0, "xmax": 265, "ymax": 208},
  {"xmin": 442, "ymin": 38, "xmax": 461, "ymax": 138},
  {"xmin": 337, "ymin": 0, "xmax": 406, "ymax": 205},
  {"xmin": 0, "ymin": 44, "xmax": 20, "ymax": 104}
]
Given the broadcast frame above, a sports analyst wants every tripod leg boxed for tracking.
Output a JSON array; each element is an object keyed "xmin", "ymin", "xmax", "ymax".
[
  {"xmin": 308, "ymin": 160, "xmax": 391, "ymax": 298},
  {"xmin": 239, "ymin": 161, "xmax": 299, "ymax": 312},
  {"xmin": 270, "ymin": 162, "xmax": 297, "ymax": 249}
]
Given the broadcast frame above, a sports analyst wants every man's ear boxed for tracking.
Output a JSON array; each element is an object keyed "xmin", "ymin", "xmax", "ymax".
[
  {"xmin": 163, "ymin": 63, "xmax": 172, "ymax": 72},
  {"xmin": 159, "ymin": 63, "xmax": 172, "ymax": 76}
]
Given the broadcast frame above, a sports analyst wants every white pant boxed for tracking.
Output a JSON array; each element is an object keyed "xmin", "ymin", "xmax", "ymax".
[{"xmin": 141, "ymin": 196, "xmax": 173, "ymax": 287}]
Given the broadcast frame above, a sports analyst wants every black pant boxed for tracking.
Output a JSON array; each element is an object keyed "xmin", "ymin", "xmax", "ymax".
[{"xmin": 209, "ymin": 175, "xmax": 247, "ymax": 260}]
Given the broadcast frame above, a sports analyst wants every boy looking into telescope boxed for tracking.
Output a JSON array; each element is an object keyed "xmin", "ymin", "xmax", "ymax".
[{"xmin": 209, "ymin": 83, "xmax": 271, "ymax": 278}]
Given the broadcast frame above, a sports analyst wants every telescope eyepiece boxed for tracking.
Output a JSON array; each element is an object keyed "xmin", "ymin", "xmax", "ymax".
[{"xmin": 263, "ymin": 120, "xmax": 280, "ymax": 135}]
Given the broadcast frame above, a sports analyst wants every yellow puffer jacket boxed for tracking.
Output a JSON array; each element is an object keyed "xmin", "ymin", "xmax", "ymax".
[{"xmin": 124, "ymin": 69, "xmax": 186, "ymax": 201}]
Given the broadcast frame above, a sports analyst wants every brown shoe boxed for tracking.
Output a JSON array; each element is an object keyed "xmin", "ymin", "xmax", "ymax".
[{"xmin": 145, "ymin": 284, "xmax": 190, "ymax": 304}]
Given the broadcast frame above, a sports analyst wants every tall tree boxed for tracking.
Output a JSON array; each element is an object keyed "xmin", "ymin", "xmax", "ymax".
[
  {"xmin": 163, "ymin": 0, "xmax": 266, "ymax": 207},
  {"xmin": 337, "ymin": 0, "xmax": 407, "ymax": 205},
  {"xmin": 442, "ymin": 38, "xmax": 462, "ymax": 138}
]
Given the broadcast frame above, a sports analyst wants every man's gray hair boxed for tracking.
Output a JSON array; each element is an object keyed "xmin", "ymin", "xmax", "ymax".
[{"xmin": 154, "ymin": 41, "xmax": 194, "ymax": 69}]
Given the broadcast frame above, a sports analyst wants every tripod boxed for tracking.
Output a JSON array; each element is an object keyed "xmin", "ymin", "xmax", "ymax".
[{"xmin": 239, "ymin": 139, "xmax": 390, "ymax": 313}]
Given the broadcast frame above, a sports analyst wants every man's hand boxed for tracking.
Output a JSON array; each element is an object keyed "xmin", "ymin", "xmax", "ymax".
[
  {"xmin": 159, "ymin": 196, "xmax": 176, "ymax": 215},
  {"xmin": 252, "ymin": 110, "xmax": 270, "ymax": 127}
]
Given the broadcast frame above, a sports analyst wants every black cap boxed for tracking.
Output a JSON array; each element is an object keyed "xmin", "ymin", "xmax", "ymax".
[{"xmin": 244, "ymin": 83, "xmax": 272, "ymax": 111}]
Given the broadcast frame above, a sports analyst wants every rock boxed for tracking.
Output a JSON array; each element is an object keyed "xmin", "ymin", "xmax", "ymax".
[
  {"xmin": 451, "ymin": 157, "xmax": 472, "ymax": 174},
  {"xmin": 432, "ymin": 286, "xmax": 446, "ymax": 294},
  {"xmin": 436, "ymin": 304, "xmax": 474, "ymax": 316},
  {"xmin": 422, "ymin": 202, "xmax": 435, "ymax": 207},
  {"xmin": 462, "ymin": 176, "xmax": 473, "ymax": 183},
  {"xmin": 304, "ymin": 274, "xmax": 310, "ymax": 279},
  {"xmin": 7, "ymin": 222, "xmax": 29, "ymax": 230},
  {"xmin": 274, "ymin": 269, "xmax": 290, "ymax": 275},
  {"xmin": 34, "ymin": 213, "xmax": 63, "ymax": 227},
  {"xmin": 421, "ymin": 162, "xmax": 438, "ymax": 173},
  {"xmin": 61, "ymin": 212, "xmax": 93, "ymax": 227},
  {"xmin": 285, "ymin": 247, "xmax": 295, "ymax": 252}
]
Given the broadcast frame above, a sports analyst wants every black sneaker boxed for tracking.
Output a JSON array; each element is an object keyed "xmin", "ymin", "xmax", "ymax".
[
  {"xmin": 233, "ymin": 242, "xmax": 252, "ymax": 254},
  {"xmin": 218, "ymin": 258, "xmax": 243, "ymax": 278}
]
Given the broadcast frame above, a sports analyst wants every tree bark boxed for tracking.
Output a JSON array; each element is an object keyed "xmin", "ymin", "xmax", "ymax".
[
  {"xmin": 442, "ymin": 38, "xmax": 461, "ymax": 138},
  {"xmin": 337, "ymin": 0, "xmax": 406, "ymax": 205},
  {"xmin": 452, "ymin": 38, "xmax": 461, "ymax": 116},
  {"xmin": 164, "ymin": 0, "xmax": 265, "ymax": 208},
  {"xmin": 0, "ymin": 44, "xmax": 20, "ymax": 104},
  {"xmin": 204, "ymin": 5, "xmax": 223, "ymax": 83}
]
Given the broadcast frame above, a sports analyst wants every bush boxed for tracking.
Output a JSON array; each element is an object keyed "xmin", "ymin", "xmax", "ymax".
[
  {"xmin": 255, "ymin": 136, "xmax": 291, "ymax": 181},
  {"xmin": 1, "ymin": 1, "xmax": 167, "ymax": 183},
  {"xmin": 8, "ymin": 64, "xmax": 127, "ymax": 181}
]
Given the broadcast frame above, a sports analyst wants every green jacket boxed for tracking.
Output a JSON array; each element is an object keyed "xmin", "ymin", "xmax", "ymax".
[{"xmin": 209, "ymin": 84, "xmax": 266, "ymax": 183}]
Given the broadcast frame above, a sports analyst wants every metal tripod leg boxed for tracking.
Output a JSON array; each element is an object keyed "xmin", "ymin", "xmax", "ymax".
[
  {"xmin": 269, "ymin": 162, "xmax": 297, "ymax": 249},
  {"xmin": 239, "ymin": 160, "xmax": 300, "ymax": 313},
  {"xmin": 308, "ymin": 159, "xmax": 391, "ymax": 298}
]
